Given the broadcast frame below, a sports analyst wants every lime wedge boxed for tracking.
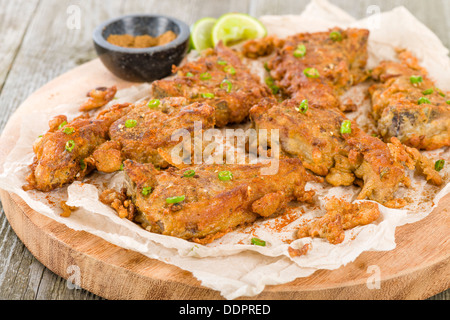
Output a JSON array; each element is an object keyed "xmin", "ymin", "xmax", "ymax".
[
  {"xmin": 190, "ymin": 17, "xmax": 217, "ymax": 51},
  {"xmin": 211, "ymin": 13, "xmax": 267, "ymax": 47}
]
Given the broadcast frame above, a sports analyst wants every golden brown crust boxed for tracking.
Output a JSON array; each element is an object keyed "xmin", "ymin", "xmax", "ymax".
[
  {"xmin": 257, "ymin": 28, "xmax": 369, "ymax": 111},
  {"xmin": 79, "ymin": 85, "xmax": 117, "ymax": 112},
  {"xmin": 297, "ymin": 198, "xmax": 380, "ymax": 244},
  {"xmin": 108, "ymin": 98, "xmax": 216, "ymax": 169},
  {"xmin": 369, "ymin": 50, "xmax": 450, "ymax": 150},
  {"xmin": 24, "ymin": 103, "xmax": 132, "ymax": 192},
  {"xmin": 151, "ymin": 42, "xmax": 274, "ymax": 127},
  {"xmin": 118, "ymin": 158, "xmax": 313, "ymax": 242},
  {"xmin": 250, "ymin": 98, "xmax": 443, "ymax": 204}
]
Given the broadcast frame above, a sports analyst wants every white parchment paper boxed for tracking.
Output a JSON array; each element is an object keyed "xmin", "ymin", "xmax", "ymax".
[{"xmin": 0, "ymin": 0, "xmax": 449, "ymax": 299}]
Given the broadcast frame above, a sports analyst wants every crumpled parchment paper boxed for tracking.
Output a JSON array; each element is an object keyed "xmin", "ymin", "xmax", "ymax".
[{"xmin": 0, "ymin": 0, "xmax": 449, "ymax": 300}]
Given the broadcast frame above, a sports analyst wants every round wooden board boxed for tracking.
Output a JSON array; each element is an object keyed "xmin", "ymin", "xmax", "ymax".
[{"xmin": 0, "ymin": 59, "xmax": 449, "ymax": 300}]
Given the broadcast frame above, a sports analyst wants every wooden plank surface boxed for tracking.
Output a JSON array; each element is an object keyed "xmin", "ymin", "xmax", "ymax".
[{"xmin": 0, "ymin": 0, "xmax": 448, "ymax": 300}]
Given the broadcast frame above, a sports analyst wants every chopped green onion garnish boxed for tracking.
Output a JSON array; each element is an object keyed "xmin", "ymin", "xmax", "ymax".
[
  {"xmin": 217, "ymin": 60, "xmax": 227, "ymax": 65},
  {"xmin": 303, "ymin": 67, "xmax": 320, "ymax": 78},
  {"xmin": 220, "ymin": 79, "xmax": 232, "ymax": 93},
  {"xmin": 446, "ymin": 100, "xmax": 450, "ymax": 105},
  {"xmin": 218, "ymin": 170, "xmax": 233, "ymax": 181},
  {"xmin": 63, "ymin": 127, "xmax": 74, "ymax": 135},
  {"xmin": 297, "ymin": 99, "xmax": 308, "ymax": 113},
  {"xmin": 186, "ymin": 72, "xmax": 194, "ymax": 77},
  {"xmin": 329, "ymin": 31, "xmax": 342, "ymax": 42},
  {"xmin": 201, "ymin": 92, "xmax": 215, "ymax": 99},
  {"xmin": 125, "ymin": 119, "xmax": 137, "ymax": 128},
  {"xmin": 263, "ymin": 62, "xmax": 270, "ymax": 72},
  {"xmin": 422, "ymin": 88, "xmax": 433, "ymax": 95},
  {"xmin": 148, "ymin": 99, "xmax": 160, "ymax": 108},
  {"xmin": 200, "ymin": 72, "xmax": 212, "ymax": 80},
  {"xmin": 165, "ymin": 195, "xmax": 185, "ymax": 204},
  {"xmin": 58, "ymin": 121, "xmax": 67, "ymax": 129},
  {"xmin": 183, "ymin": 169, "xmax": 195, "ymax": 177},
  {"xmin": 38, "ymin": 134, "xmax": 43, "ymax": 138},
  {"xmin": 435, "ymin": 88, "xmax": 445, "ymax": 97},
  {"xmin": 410, "ymin": 75, "xmax": 423, "ymax": 84},
  {"xmin": 65, "ymin": 140, "xmax": 75, "ymax": 152},
  {"xmin": 141, "ymin": 187, "xmax": 152, "ymax": 196},
  {"xmin": 265, "ymin": 76, "xmax": 274, "ymax": 86},
  {"xmin": 251, "ymin": 237, "xmax": 266, "ymax": 246},
  {"xmin": 293, "ymin": 44, "xmax": 306, "ymax": 58},
  {"xmin": 119, "ymin": 163, "xmax": 124, "ymax": 171},
  {"xmin": 265, "ymin": 76, "xmax": 279, "ymax": 94},
  {"xmin": 418, "ymin": 97, "xmax": 431, "ymax": 105},
  {"xmin": 340, "ymin": 120, "xmax": 352, "ymax": 134},
  {"xmin": 224, "ymin": 65, "xmax": 236, "ymax": 75},
  {"xmin": 80, "ymin": 159, "xmax": 86, "ymax": 170},
  {"xmin": 435, "ymin": 159, "xmax": 445, "ymax": 171},
  {"xmin": 270, "ymin": 85, "xmax": 280, "ymax": 94}
]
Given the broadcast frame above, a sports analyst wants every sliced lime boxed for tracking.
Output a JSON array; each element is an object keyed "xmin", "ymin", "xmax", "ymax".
[
  {"xmin": 190, "ymin": 17, "xmax": 217, "ymax": 51},
  {"xmin": 211, "ymin": 13, "xmax": 267, "ymax": 47}
]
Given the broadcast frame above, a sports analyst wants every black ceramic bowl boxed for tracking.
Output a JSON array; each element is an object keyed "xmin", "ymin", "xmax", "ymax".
[{"xmin": 93, "ymin": 14, "xmax": 190, "ymax": 82}]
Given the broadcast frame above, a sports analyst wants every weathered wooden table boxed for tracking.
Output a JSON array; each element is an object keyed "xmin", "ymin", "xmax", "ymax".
[{"xmin": 0, "ymin": 0, "xmax": 448, "ymax": 300}]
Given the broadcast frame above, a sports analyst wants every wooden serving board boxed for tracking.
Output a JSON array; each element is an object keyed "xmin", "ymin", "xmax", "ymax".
[{"xmin": 0, "ymin": 59, "xmax": 449, "ymax": 300}]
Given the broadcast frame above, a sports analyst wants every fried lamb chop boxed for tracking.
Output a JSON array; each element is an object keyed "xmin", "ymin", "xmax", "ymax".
[
  {"xmin": 151, "ymin": 42, "xmax": 274, "ymax": 127},
  {"xmin": 369, "ymin": 50, "xmax": 450, "ymax": 150},
  {"xmin": 88, "ymin": 97, "xmax": 216, "ymax": 171},
  {"xmin": 250, "ymin": 99, "xmax": 443, "ymax": 206},
  {"xmin": 242, "ymin": 28, "xmax": 370, "ymax": 111},
  {"xmin": 24, "ymin": 103, "xmax": 132, "ymax": 192},
  {"xmin": 102, "ymin": 158, "xmax": 315, "ymax": 243}
]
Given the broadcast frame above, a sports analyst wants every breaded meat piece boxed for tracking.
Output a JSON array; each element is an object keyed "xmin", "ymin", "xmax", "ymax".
[
  {"xmin": 297, "ymin": 197, "xmax": 380, "ymax": 244},
  {"xmin": 369, "ymin": 50, "xmax": 450, "ymax": 150},
  {"xmin": 79, "ymin": 85, "xmax": 117, "ymax": 112},
  {"xmin": 108, "ymin": 158, "xmax": 314, "ymax": 243},
  {"xmin": 104, "ymin": 97, "xmax": 215, "ymax": 170},
  {"xmin": 24, "ymin": 103, "xmax": 132, "ymax": 192},
  {"xmin": 151, "ymin": 42, "xmax": 274, "ymax": 127},
  {"xmin": 243, "ymin": 28, "xmax": 370, "ymax": 111},
  {"xmin": 250, "ymin": 99, "xmax": 443, "ymax": 206}
]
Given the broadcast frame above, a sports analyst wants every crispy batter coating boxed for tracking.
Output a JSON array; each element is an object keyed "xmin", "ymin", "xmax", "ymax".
[
  {"xmin": 369, "ymin": 50, "xmax": 450, "ymax": 150},
  {"xmin": 151, "ymin": 42, "xmax": 274, "ymax": 127},
  {"xmin": 297, "ymin": 198, "xmax": 380, "ymax": 244},
  {"xmin": 24, "ymin": 103, "xmax": 132, "ymax": 192},
  {"xmin": 107, "ymin": 97, "xmax": 216, "ymax": 169},
  {"xmin": 79, "ymin": 85, "xmax": 117, "ymax": 112},
  {"xmin": 250, "ymin": 98, "xmax": 443, "ymax": 205},
  {"xmin": 110, "ymin": 158, "xmax": 314, "ymax": 243},
  {"xmin": 243, "ymin": 28, "xmax": 370, "ymax": 111}
]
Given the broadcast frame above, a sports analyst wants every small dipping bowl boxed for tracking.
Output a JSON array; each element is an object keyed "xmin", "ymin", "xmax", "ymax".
[{"xmin": 93, "ymin": 14, "xmax": 190, "ymax": 82}]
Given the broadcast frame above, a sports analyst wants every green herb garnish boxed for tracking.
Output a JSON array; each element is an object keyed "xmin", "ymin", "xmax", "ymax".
[
  {"xmin": 148, "ymin": 99, "xmax": 160, "ymax": 108},
  {"xmin": 218, "ymin": 170, "xmax": 233, "ymax": 181},
  {"xmin": 141, "ymin": 187, "xmax": 152, "ymax": 196},
  {"xmin": 303, "ymin": 67, "xmax": 320, "ymax": 78},
  {"xmin": 166, "ymin": 195, "xmax": 186, "ymax": 204},
  {"xmin": 251, "ymin": 237, "xmax": 266, "ymax": 246},
  {"xmin": 418, "ymin": 97, "xmax": 431, "ymax": 105},
  {"xmin": 340, "ymin": 120, "xmax": 352, "ymax": 134},
  {"xmin": 65, "ymin": 140, "xmax": 75, "ymax": 152},
  {"xmin": 183, "ymin": 169, "xmax": 196, "ymax": 177},
  {"xmin": 297, "ymin": 99, "xmax": 308, "ymax": 113},
  {"xmin": 293, "ymin": 44, "xmax": 306, "ymax": 58},
  {"xmin": 435, "ymin": 159, "xmax": 445, "ymax": 171},
  {"xmin": 410, "ymin": 75, "xmax": 423, "ymax": 84}
]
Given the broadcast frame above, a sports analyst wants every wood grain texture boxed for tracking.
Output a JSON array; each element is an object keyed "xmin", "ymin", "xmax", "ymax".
[{"xmin": 0, "ymin": 0, "xmax": 448, "ymax": 300}]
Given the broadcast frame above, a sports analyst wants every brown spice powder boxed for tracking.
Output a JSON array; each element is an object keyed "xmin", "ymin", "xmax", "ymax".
[{"xmin": 106, "ymin": 30, "xmax": 177, "ymax": 48}]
